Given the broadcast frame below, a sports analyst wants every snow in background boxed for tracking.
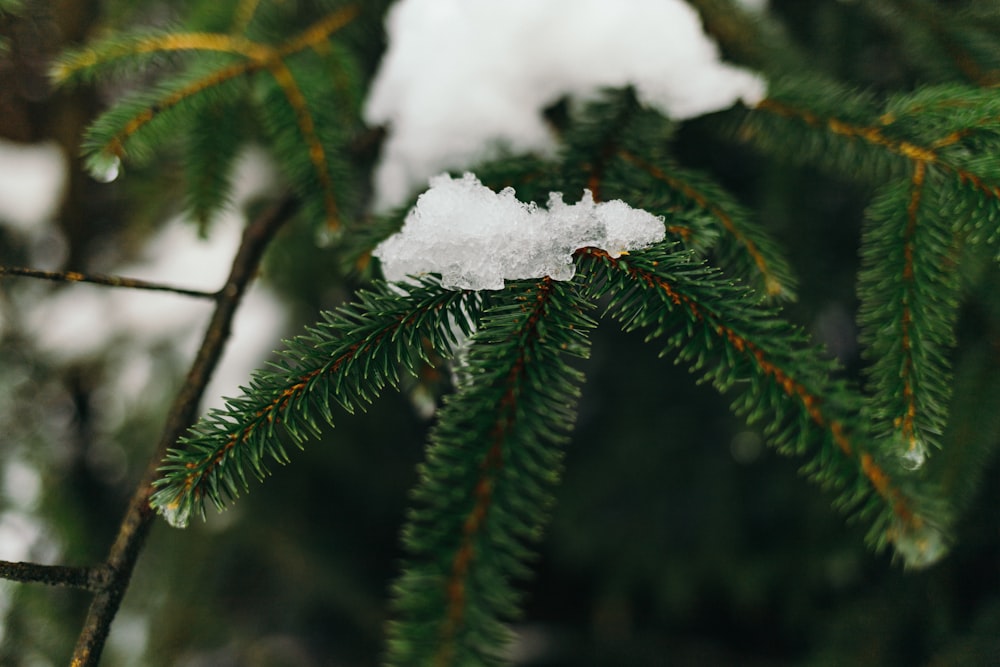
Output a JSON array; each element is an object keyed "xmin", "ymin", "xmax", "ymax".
[
  {"xmin": 364, "ymin": 0, "xmax": 766, "ymax": 210},
  {"xmin": 0, "ymin": 144, "xmax": 289, "ymax": 608},
  {"xmin": 22, "ymin": 147, "xmax": 288, "ymax": 414},
  {"xmin": 0, "ymin": 138, "xmax": 67, "ymax": 233},
  {"xmin": 373, "ymin": 173, "xmax": 665, "ymax": 290}
]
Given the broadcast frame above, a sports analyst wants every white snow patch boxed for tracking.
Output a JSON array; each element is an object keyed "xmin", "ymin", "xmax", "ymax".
[
  {"xmin": 0, "ymin": 139, "xmax": 67, "ymax": 232},
  {"xmin": 373, "ymin": 173, "xmax": 664, "ymax": 291},
  {"xmin": 364, "ymin": 0, "xmax": 766, "ymax": 210}
]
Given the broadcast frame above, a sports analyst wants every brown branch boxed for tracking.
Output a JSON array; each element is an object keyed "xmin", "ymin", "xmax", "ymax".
[
  {"xmin": 0, "ymin": 266, "xmax": 217, "ymax": 299},
  {"xmin": 0, "ymin": 560, "xmax": 108, "ymax": 592},
  {"xmin": 756, "ymin": 98, "xmax": 1000, "ymax": 202},
  {"xmin": 898, "ymin": 161, "xmax": 927, "ymax": 457},
  {"xmin": 69, "ymin": 194, "xmax": 296, "ymax": 667}
]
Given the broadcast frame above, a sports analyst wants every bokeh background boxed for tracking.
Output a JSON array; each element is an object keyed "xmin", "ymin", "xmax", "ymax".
[{"xmin": 1, "ymin": 1, "xmax": 999, "ymax": 665}]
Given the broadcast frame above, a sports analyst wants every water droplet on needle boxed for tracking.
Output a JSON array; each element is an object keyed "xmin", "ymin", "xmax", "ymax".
[
  {"xmin": 158, "ymin": 498, "xmax": 192, "ymax": 529},
  {"xmin": 91, "ymin": 155, "xmax": 121, "ymax": 183},
  {"xmin": 889, "ymin": 517, "xmax": 947, "ymax": 569},
  {"xmin": 899, "ymin": 437, "xmax": 927, "ymax": 471}
]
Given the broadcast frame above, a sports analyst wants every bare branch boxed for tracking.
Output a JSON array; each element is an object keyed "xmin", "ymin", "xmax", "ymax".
[
  {"xmin": 0, "ymin": 561, "xmax": 108, "ymax": 592},
  {"xmin": 69, "ymin": 194, "xmax": 296, "ymax": 667},
  {"xmin": 0, "ymin": 266, "xmax": 217, "ymax": 299}
]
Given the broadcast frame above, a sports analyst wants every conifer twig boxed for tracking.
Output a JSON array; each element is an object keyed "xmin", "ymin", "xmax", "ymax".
[
  {"xmin": 617, "ymin": 149, "xmax": 787, "ymax": 297},
  {"xmin": 69, "ymin": 194, "xmax": 296, "ymax": 667},
  {"xmin": 874, "ymin": 0, "xmax": 1000, "ymax": 86},
  {"xmin": 0, "ymin": 560, "xmax": 107, "ymax": 591},
  {"xmin": 0, "ymin": 266, "xmax": 217, "ymax": 299}
]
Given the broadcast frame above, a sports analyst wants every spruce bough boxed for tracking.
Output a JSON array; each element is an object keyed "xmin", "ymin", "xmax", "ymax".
[{"xmin": 32, "ymin": 1, "xmax": 1000, "ymax": 664}]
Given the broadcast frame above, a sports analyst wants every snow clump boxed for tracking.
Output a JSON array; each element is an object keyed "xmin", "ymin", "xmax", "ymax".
[
  {"xmin": 373, "ymin": 173, "xmax": 665, "ymax": 291},
  {"xmin": 364, "ymin": 0, "xmax": 767, "ymax": 210}
]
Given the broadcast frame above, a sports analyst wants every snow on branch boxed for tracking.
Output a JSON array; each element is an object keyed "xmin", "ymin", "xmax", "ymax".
[
  {"xmin": 373, "ymin": 173, "xmax": 665, "ymax": 291},
  {"xmin": 364, "ymin": 0, "xmax": 767, "ymax": 209}
]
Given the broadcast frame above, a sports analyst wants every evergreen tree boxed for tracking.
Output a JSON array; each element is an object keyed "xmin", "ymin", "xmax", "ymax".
[{"xmin": 1, "ymin": 1, "xmax": 999, "ymax": 665}]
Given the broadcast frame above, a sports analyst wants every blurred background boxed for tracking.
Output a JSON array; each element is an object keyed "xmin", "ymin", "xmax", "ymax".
[{"xmin": 1, "ymin": 0, "xmax": 999, "ymax": 665}]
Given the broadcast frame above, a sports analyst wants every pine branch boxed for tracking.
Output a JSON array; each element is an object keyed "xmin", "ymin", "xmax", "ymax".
[
  {"xmin": 79, "ymin": 55, "xmax": 255, "ymax": 170},
  {"xmin": 864, "ymin": 0, "xmax": 1000, "ymax": 86},
  {"xmin": 749, "ymin": 95, "xmax": 917, "ymax": 180},
  {"xmin": 745, "ymin": 81, "xmax": 1000, "ymax": 469},
  {"xmin": 550, "ymin": 89, "xmax": 795, "ymax": 299},
  {"xmin": 686, "ymin": 0, "xmax": 808, "ymax": 73},
  {"xmin": 577, "ymin": 244, "xmax": 950, "ymax": 568},
  {"xmin": 257, "ymin": 54, "xmax": 351, "ymax": 229},
  {"xmin": 51, "ymin": 6, "xmax": 359, "ymax": 84},
  {"xmin": 858, "ymin": 164, "xmax": 961, "ymax": 468},
  {"xmin": 616, "ymin": 149, "xmax": 796, "ymax": 299},
  {"xmin": 750, "ymin": 80, "xmax": 1000, "ymax": 203},
  {"xmin": 184, "ymin": 97, "xmax": 247, "ymax": 232},
  {"xmin": 70, "ymin": 194, "xmax": 295, "ymax": 667},
  {"xmin": 31, "ymin": 4, "xmax": 1000, "ymax": 664},
  {"xmin": 387, "ymin": 278, "xmax": 595, "ymax": 667},
  {"xmin": 55, "ymin": 6, "xmax": 361, "ymax": 228},
  {"xmin": 51, "ymin": 29, "xmax": 262, "ymax": 85},
  {"xmin": 150, "ymin": 279, "xmax": 480, "ymax": 526}
]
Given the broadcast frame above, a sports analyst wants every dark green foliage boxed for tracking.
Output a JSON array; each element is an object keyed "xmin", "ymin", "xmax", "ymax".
[
  {"xmin": 576, "ymin": 245, "xmax": 946, "ymax": 561},
  {"xmin": 253, "ymin": 52, "xmax": 359, "ymax": 230},
  {"xmin": 608, "ymin": 153, "xmax": 797, "ymax": 299},
  {"xmin": 741, "ymin": 77, "xmax": 905, "ymax": 182},
  {"xmin": 133, "ymin": 57, "xmax": 997, "ymax": 667},
  {"xmin": 78, "ymin": 54, "xmax": 252, "ymax": 169},
  {"xmin": 858, "ymin": 168, "xmax": 961, "ymax": 466},
  {"xmin": 184, "ymin": 98, "xmax": 247, "ymax": 233},
  {"xmin": 52, "ymin": 2, "xmax": 365, "ymax": 230},
  {"xmin": 387, "ymin": 280, "xmax": 595, "ymax": 666},
  {"xmin": 17, "ymin": 1, "xmax": 1000, "ymax": 665},
  {"xmin": 861, "ymin": 0, "xmax": 1000, "ymax": 85},
  {"xmin": 736, "ymin": 77, "xmax": 1000, "ymax": 492},
  {"xmin": 151, "ymin": 279, "xmax": 480, "ymax": 527}
]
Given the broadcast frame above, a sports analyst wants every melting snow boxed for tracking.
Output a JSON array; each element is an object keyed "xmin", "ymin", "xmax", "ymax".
[
  {"xmin": 373, "ymin": 173, "xmax": 665, "ymax": 290},
  {"xmin": 364, "ymin": 0, "xmax": 766, "ymax": 210}
]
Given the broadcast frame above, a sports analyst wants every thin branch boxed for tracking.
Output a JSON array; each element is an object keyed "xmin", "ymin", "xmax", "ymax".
[
  {"xmin": 69, "ymin": 194, "xmax": 296, "ymax": 667},
  {"xmin": 756, "ymin": 98, "xmax": 1000, "ymax": 200},
  {"xmin": 898, "ymin": 161, "xmax": 928, "ymax": 456},
  {"xmin": 617, "ymin": 149, "xmax": 786, "ymax": 297},
  {"xmin": 876, "ymin": 0, "xmax": 1000, "ymax": 87},
  {"xmin": 76, "ymin": 6, "xmax": 360, "ymax": 171},
  {"xmin": 0, "ymin": 561, "xmax": 108, "ymax": 592},
  {"xmin": 265, "ymin": 58, "xmax": 341, "ymax": 228},
  {"xmin": 0, "ymin": 266, "xmax": 217, "ymax": 299}
]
